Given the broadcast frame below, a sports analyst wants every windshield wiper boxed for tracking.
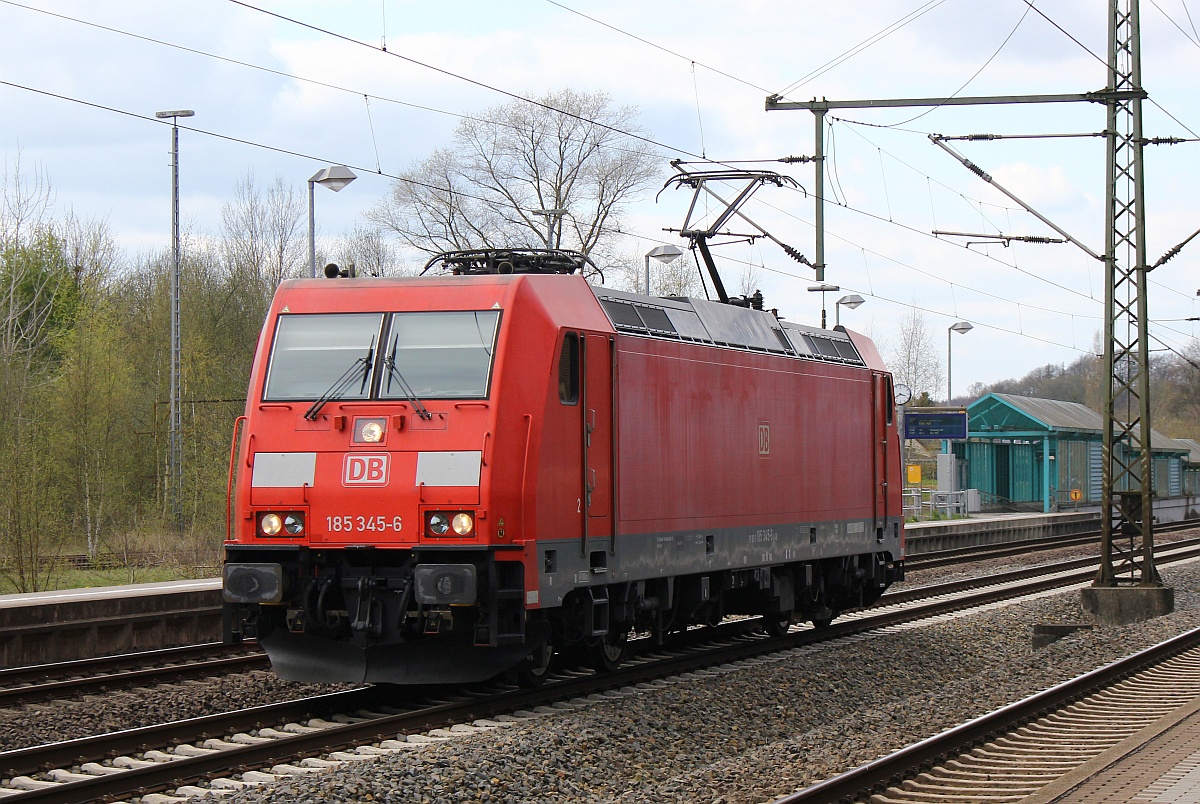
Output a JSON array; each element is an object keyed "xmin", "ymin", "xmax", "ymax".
[
  {"xmin": 383, "ymin": 339, "xmax": 433, "ymax": 420},
  {"xmin": 303, "ymin": 337, "xmax": 375, "ymax": 421}
]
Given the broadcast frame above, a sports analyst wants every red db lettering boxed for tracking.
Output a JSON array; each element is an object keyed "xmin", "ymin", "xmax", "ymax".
[{"xmin": 343, "ymin": 454, "xmax": 390, "ymax": 486}]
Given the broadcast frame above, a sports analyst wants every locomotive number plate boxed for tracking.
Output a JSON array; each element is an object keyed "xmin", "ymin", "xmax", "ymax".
[{"xmin": 325, "ymin": 515, "xmax": 403, "ymax": 533}]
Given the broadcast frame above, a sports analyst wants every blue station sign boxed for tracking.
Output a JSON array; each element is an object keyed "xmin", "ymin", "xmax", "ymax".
[{"xmin": 904, "ymin": 409, "xmax": 968, "ymax": 440}]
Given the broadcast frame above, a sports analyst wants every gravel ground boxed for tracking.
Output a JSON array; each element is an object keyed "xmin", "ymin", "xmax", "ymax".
[
  {"xmin": 208, "ymin": 559, "xmax": 1200, "ymax": 804},
  {"xmin": 2, "ymin": 536, "xmax": 1197, "ymax": 801}
]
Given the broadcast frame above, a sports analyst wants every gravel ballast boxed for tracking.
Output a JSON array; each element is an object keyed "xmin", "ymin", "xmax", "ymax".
[
  {"xmin": 3, "ymin": 546, "xmax": 1197, "ymax": 802},
  {"xmin": 0, "ymin": 673, "xmax": 346, "ymax": 753},
  {"xmin": 213, "ymin": 560, "xmax": 1200, "ymax": 803}
]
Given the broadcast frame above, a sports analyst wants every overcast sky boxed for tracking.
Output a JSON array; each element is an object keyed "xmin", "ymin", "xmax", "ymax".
[{"xmin": 2, "ymin": 0, "xmax": 1198, "ymax": 396}]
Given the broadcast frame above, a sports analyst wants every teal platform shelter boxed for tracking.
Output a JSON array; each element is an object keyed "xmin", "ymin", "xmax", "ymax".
[{"xmin": 948, "ymin": 393, "xmax": 1190, "ymax": 513}]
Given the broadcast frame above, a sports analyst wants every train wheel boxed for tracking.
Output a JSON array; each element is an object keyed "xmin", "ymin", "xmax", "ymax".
[
  {"xmin": 590, "ymin": 627, "xmax": 628, "ymax": 673},
  {"xmin": 810, "ymin": 613, "xmax": 835, "ymax": 629},
  {"xmin": 763, "ymin": 613, "xmax": 792, "ymax": 638},
  {"xmin": 515, "ymin": 640, "xmax": 554, "ymax": 688}
]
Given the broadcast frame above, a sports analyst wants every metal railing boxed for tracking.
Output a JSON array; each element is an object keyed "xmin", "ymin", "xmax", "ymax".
[{"xmin": 904, "ymin": 488, "xmax": 969, "ymax": 521}]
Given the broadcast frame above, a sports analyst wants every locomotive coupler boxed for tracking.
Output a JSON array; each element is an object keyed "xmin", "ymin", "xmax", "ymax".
[{"xmin": 351, "ymin": 576, "xmax": 382, "ymax": 635}]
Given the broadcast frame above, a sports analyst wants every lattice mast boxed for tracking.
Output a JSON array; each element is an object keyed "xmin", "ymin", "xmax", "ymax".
[{"xmin": 1095, "ymin": 0, "xmax": 1158, "ymax": 587}]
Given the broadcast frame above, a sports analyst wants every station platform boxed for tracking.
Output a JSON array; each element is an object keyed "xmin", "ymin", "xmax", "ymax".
[
  {"xmin": 0, "ymin": 579, "xmax": 222, "ymax": 667},
  {"xmin": 1031, "ymin": 694, "xmax": 1200, "ymax": 803},
  {"xmin": 0, "ymin": 578, "xmax": 220, "ymax": 607}
]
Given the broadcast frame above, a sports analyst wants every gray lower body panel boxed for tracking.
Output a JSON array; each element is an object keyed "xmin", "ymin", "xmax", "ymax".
[{"xmin": 536, "ymin": 516, "xmax": 902, "ymax": 608}]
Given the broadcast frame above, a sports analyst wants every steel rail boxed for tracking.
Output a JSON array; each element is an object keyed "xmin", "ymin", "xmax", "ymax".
[
  {"xmin": 7, "ymin": 541, "xmax": 1200, "ymax": 803},
  {"xmin": 883, "ymin": 536, "xmax": 1200, "ymax": 605},
  {"xmin": 772, "ymin": 625, "xmax": 1200, "ymax": 804},
  {"xmin": 0, "ymin": 643, "xmax": 263, "ymax": 686},
  {"xmin": 905, "ymin": 518, "xmax": 1199, "ymax": 571},
  {"xmin": 0, "ymin": 652, "xmax": 270, "ymax": 708}
]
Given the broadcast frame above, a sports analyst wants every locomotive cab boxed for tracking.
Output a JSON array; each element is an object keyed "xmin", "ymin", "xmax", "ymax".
[{"xmin": 224, "ymin": 251, "xmax": 625, "ymax": 683}]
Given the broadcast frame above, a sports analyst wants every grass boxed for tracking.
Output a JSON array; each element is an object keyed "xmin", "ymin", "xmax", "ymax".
[
  {"xmin": 0, "ymin": 561, "xmax": 218, "ymax": 595},
  {"xmin": 0, "ymin": 527, "xmax": 224, "ymax": 595}
]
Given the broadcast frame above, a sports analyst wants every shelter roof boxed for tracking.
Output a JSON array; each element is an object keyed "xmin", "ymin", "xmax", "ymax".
[
  {"xmin": 966, "ymin": 393, "xmax": 1187, "ymax": 454},
  {"xmin": 1174, "ymin": 438, "xmax": 1200, "ymax": 464},
  {"xmin": 969, "ymin": 393, "xmax": 1102, "ymax": 434}
]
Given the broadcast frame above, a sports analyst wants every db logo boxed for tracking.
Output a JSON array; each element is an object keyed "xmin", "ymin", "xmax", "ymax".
[{"xmin": 343, "ymin": 454, "xmax": 390, "ymax": 486}]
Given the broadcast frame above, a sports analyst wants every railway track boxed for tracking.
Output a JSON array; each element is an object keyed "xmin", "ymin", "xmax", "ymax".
[
  {"xmin": 774, "ymin": 626, "xmax": 1200, "ymax": 804},
  {"xmin": 6, "ymin": 540, "xmax": 1200, "ymax": 803},
  {"xmin": 903, "ymin": 517, "xmax": 1200, "ymax": 571},
  {"xmin": 2, "ymin": 517, "xmax": 1188, "ymax": 700},
  {"xmin": 5, "ymin": 532, "xmax": 1191, "ymax": 708},
  {"xmin": 0, "ymin": 644, "xmax": 268, "ymax": 709}
]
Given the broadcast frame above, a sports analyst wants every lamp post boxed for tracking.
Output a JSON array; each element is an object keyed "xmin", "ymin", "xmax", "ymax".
[
  {"xmin": 155, "ymin": 109, "xmax": 193, "ymax": 535},
  {"xmin": 947, "ymin": 321, "xmax": 973, "ymax": 402},
  {"xmin": 808, "ymin": 283, "xmax": 840, "ymax": 328},
  {"xmin": 643, "ymin": 244, "xmax": 684, "ymax": 295},
  {"xmin": 308, "ymin": 166, "xmax": 357, "ymax": 278},
  {"xmin": 834, "ymin": 294, "xmax": 865, "ymax": 328}
]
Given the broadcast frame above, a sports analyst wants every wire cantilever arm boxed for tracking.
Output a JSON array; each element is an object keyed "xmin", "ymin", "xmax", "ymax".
[{"xmin": 929, "ymin": 135, "xmax": 1103, "ymax": 262}]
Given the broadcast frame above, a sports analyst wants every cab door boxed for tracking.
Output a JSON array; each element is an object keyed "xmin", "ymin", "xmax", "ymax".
[
  {"xmin": 580, "ymin": 333, "xmax": 614, "ymax": 556},
  {"xmin": 872, "ymin": 373, "xmax": 893, "ymax": 533}
]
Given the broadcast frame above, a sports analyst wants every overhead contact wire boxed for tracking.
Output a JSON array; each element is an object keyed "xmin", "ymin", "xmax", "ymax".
[{"xmin": 225, "ymin": 0, "xmax": 704, "ymax": 161}]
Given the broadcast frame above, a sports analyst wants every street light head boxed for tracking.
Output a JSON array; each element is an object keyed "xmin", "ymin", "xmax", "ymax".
[
  {"xmin": 950, "ymin": 321, "xmax": 973, "ymax": 335},
  {"xmin": 808, "ymin": 283, "xmax": 840, "ymax": 293},
  {"xmin": 836, "ymin": 294, "xmax": 865, "ymax": 310},
  {"xmin": 310, "ymin": 165, "xmax": 357, "ymax": 192},
  {"xmin": 647, "ymin": 244, "xmax": 684, "ymax": 263},
  {"xmin": 155, "ymin": 110, "xmax": 195, "ymax": 119}
]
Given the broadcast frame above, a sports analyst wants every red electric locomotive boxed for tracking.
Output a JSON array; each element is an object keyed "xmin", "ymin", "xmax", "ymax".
[{"xmin": 222, "ymin": 249, "xmax": 904, "ymax": 684}]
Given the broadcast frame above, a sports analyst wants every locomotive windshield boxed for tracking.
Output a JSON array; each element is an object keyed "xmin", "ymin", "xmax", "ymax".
[
  {"xmin": 264, "ymin": 313, "xmax": 383, "ymax": 401},
  {"xmin": 262, "ymin": 310, "xmax": 499, "ymax": 401},
  {"xmin": 379, "ymin": 311, "xmax": 499, "ymax": 399}
]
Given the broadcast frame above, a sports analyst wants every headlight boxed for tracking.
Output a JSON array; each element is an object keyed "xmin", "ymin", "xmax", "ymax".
[
  {"xmin": 260, "ymin": 513, "xmax": 282, "ymax": 536},
  {"xmin": 425, "ymin": 511, "xmax": 476, "ymax": 538},
  {"xmin": 452, "ymin": 512, "xmax": 474, "ymax": 536},
  {"xmin": 354, "ymin": 417, "xmax": 387, "ymax": 443},
  {"xmin": 258, "ymin": 512, "xmax": 304, "ymax": 538}
]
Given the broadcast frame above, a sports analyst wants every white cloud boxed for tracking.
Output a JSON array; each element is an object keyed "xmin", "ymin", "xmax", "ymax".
[{"xmin": 0, "ymin": 0, "xmax": 1195, "ymax": 388}]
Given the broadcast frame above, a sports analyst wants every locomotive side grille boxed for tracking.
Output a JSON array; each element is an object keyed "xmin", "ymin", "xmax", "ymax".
[
  {"xmin": 597, "ymin": 292, "xmax": 866, "ymax": 367},
  {"xmin": 637, "ymin": 305, "xmax": 675, "ymax": 333},
  {"xmin": 833, "ymin": 338, "xmax": 861, "ymax": 361},
  {"xmin": 599, "ymin": 299, "xmax": 680, "ymax": 337},
  {"xmin": 600, "ymin": 299, "xmax": 645, "ymax": 329},
  {"xmin": 789, "ymin": 331, "xmax": 866, "ymax": 366},
  {"xmin": 804, "ymin": 333, "xmax": 841, "ymax": 358}
]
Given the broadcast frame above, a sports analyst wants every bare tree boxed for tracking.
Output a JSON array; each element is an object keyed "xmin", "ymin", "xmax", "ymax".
[
  {"xmin": 334, "ymin": 223, "xmax": 411, "ymax": 277},
  {"xmin": 608, "ymin": 246, "xmax": 706, "ymax": 297},
  {"xmin": 221, "ymin": 172, "xmax": 305, "ymax": 292},
  {"xmin": 61, "ymin": 212, "xmax": 122, "ymax": 293},
  {"xmin": 651, "ymin": 251, "xmax": 705, "ymax": 297},
  {"xmin": 369, "ymin": 89, "xmax": 661, "ymax": 273},
  {"xmin": 735, "ymin": 262, "xmax": 763, "ymax": 298},
  {"xmin": 0, "ymin": 153, "xmax": 53, "ymax": 251},
  {"xmin": 0, "ymin": 159, "xmax": 73, "ymax": 591},
  {"xmin": 886, "ymin": 307, "xmax": 944, "ymax": 402}
]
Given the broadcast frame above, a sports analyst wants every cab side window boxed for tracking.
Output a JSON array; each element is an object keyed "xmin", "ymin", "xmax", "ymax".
[{"xmin": 558, "ymin": 332, "xmax": 579, "ymax": 405}]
